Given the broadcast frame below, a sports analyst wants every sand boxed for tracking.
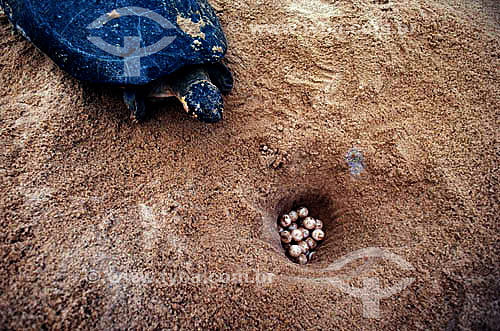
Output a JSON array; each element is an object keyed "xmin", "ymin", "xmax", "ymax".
[{"xmin": 0, "ymin": 0, "xmax": 499, "ymax": 329}]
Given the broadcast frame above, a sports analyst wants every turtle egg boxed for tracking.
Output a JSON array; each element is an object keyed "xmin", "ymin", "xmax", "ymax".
[
  {"xmin": 291, "ymin": 229, "xmax": 304, "ymax": 242},
  {"xmin": 298, "ymin": 241, "xmax": 309, "ymax": 253},
  {"xmin": 297, "ymin": 254, "xmax": 308, "ymax": 265},
  {"xmin": 297, "ymin": 207, "xmax": 309, "ymax": 218},
  {"xmin": 299, "ymin": 227, "xmax": 310, "ymax": 239},
  {"xmin": 280, "ymin": 214, "xmax": 292, "ymax": 227},
  {"xmin": 303, "ymin": 217, "xmax": 316, "ymax": 230},
  {"xmin": 315, "ymin": 219, "xmax": 323, "ymax": 230},
  {"xmin": 305, "ymin": 237, "xmax": 317, "ymax": 249},
  {"xmin": 312, "ymin": 229, "xmax": 325, "ymax": 241},
  {"xmin": 278, "ymin": 206, "xmax": 324, "ymax": 265},
  {"xmin": 280, "ymin": 231, "xmax": 292, "ymax": 244},
  {"xmin": 289, "ymin": 245, "xmax": 302, "ymax": 258}
]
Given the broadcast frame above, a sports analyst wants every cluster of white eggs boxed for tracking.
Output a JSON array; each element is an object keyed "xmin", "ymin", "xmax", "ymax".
[{"xmin": 278, "ymin": 207, "xmax": 325, "ymax": 264}]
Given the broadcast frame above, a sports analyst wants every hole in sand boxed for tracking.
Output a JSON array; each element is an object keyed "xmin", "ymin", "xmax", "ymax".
[
  {"xmin": 261, "ymin": 188, "xmax": 346, "ymax": 267},
  {"xmin": 277, "ymin": 206, "xmax": 325, "ymax": 265}
]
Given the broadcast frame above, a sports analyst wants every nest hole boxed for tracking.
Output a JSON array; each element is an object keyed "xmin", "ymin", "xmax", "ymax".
[{"xmin": 262, "ymin": 188, "xmax": 347, "ymax": 267}]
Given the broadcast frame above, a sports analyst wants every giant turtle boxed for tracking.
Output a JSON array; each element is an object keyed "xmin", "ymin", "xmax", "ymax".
[{"xmin": 0, "ymin": 0, "xmax": 233, "ymax": 123}]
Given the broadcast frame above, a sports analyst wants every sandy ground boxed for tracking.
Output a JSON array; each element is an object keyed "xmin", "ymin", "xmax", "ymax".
[{"xmin": 1, "ymin": 0, "xmax": 499, "ymax": 329}]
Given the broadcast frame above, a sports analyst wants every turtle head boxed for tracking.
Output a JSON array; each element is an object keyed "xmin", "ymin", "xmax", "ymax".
[{"xmin": 182, "ymin": 80, "xmax": 223, "ymax": 123}]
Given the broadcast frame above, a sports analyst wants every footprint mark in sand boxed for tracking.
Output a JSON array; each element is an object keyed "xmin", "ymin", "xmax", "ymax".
[
  {"xmin": 287, "ymin": 0, "xmax": 342, "ymax": 22},
  {"xmin": 316, "ymin": 71, "xmax": 343, "ymax": 106},
  {"xmin": 140, "ymin": 204, "xmax": 158, "ymax": 250},
  {"xmin": 285, "ymin": 60, "xmax": 344, "ymax": 107},
  {"xmin": 140, "ymin": 203, "xmax": 188, "ymax": 255}
]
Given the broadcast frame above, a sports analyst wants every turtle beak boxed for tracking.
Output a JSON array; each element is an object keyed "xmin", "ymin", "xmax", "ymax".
[
  {"xmin": 184, "ymin": 84, "xmax": 224, "ymax": 123},
  {"xmin": 202, "ymin": 107, "xmax": 223, "ymax": 123},
  {"xmin": 193, "ymin": 103, "xmax": 223, "ymax": 123}
]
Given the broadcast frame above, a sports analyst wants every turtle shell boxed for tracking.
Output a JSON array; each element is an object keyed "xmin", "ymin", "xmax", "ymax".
[{"xmin": 1, "ymin": 0, "xmax": 228, "ymax": 85}]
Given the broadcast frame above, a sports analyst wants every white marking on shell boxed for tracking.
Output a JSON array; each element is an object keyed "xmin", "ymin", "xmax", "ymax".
[
  {"xmin": 177, "ymin": 14, "xmax": 206, "ymax": 39},
  {"xmin": 212, "ymin": 46, "xmax": 224, "ymax": 53}
]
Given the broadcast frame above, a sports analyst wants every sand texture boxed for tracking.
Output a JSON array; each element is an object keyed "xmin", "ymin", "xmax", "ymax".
[{"xmin": 0, "ymin": 0, "xmax": 499, "ymax": 329}]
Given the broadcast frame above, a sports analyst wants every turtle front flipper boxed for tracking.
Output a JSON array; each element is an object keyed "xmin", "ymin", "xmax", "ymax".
[
  {"xmin": 123, "ymin": 89, "xmax": 146, "ymax": 123},
  {"xmin": 167, "ymin": 65, "xmax": 225, "ymax": 123}
]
